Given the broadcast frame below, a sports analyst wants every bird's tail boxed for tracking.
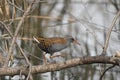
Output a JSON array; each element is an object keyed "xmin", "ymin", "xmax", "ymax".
[{"xmin": 33, "ymin": 36, "xmax": 40, "ymax": 43}]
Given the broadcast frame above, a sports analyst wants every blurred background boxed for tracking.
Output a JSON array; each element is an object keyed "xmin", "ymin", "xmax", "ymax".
[{"xmin": 0, "ymin": 0, "xmax": 120, "ymax": 80}]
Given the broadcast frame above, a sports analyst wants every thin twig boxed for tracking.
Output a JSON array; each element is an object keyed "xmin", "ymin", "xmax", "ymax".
[
  {"xmin": 0, "ymin": 22, "xmax": 33, "ymax": 80},
  {"xmin": 0, "ymin": 21, "xmax": 30, "ymax": 65},
  {"xmin": 1, "ymin": 0, "xmax": 35, "ymax": 79},
  {"xmin": 3, "ymin": 0, "xmax": 34, "ymax": 67},
  {"xmin": 7, "ymin": 0, "xmax": 16, "ymax": 26},
  {"xmin": 3, "ymin": 15, "xmax": 75, "ymax": 23},
  {"xmin": 23, "ymin": 49, "xmax": 43, "ymax": 61},
  {"xmin": 102, "ymin": 11, "xmax": 120, "ymax": 55},
  {"xmin": 7, "ymin": 0, "xmax": 24, "ymax": 13},
  {"xmin": 0, "ymin": 21, "xmax": 32, "ymax": 80},
  {"xmin": 99, "ymin": 65, "xmax": 115, "ymax": 80},
  {"xmin": 18, "ymin": 45, "xmax": 30, "ymax": 65},
  {"xmin": 0, "ymin": 29, "xmax": 43, "ymax": 62},
  {"xmin": 20, "ymin": 69, "xmax": 22, "ymax": 80},
  {"xmin": 88, "ymin": 30, "xmax": 103, "ymax": 48},
  {"xmin": 67, "ymin": 12, "xmax": 103, "ymax": 48},
  {"xmin": 26, "ymin": 63, "xmax": 33, "ymax": 80}
]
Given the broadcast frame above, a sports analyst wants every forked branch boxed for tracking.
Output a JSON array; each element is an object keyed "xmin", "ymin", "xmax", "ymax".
[{"xmin": 102, "ymin": 11, "xmax": 120, "ymax": 55}]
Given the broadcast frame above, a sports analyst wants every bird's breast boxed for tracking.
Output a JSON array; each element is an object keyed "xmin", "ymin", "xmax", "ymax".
[
  {"xmin": 51, "ymin": 43, "xmax": 68, "ymax": 52},
  {"xmin": 38, "ymin": 43, "xmax": 69, "ymax": 53}
]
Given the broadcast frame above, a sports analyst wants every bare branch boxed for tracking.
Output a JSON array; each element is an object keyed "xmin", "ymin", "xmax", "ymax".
[
  {"xmin": 3, "ymin": 0, "xmax": 35, "ymax": 67},
  {"xmin": 0, "ymin": 56, "xmax": 119, "ymax": 76},
  {"xmin": 26, "ymin": 63, "xmax": 33, "ymax": 80},
  {"xmin": 0, "ymin": 19, "xmax": 33, "ymax": 80},
  {"xmin": 99, "ymin": 65, "xmax": 115, "ymax": 80},
  {"xmin": 3, "ymin": 15, "xmax": 75, "ymax": 23},
  {"xmin": 66, "ymin": 12, "xmax": 104, "ymax": 48},
  {"xmin": 7, "ymin": 0, "xmax": 24, "ymax": 13},
  {"xmin": 102, "ymin": 11, "xmax": 120, "ymax": 55},
  {"xmin": 0, "ymin": 21, "xmax": 30, "ymax": 65}
]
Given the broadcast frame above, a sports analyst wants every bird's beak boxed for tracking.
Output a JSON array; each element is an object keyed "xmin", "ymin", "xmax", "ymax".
[{"xmin": 73, "ymin": 39, "xmax": 80, "ymax": 45}]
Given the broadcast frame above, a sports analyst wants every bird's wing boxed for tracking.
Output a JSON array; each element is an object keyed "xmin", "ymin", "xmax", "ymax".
[
  {"xmin": 36, "ymin": 37, "xmax": 66, "ymax": 46},
  {"xmin": 49, "ymin": 38, "xmax": 67, "ymax": 44}
]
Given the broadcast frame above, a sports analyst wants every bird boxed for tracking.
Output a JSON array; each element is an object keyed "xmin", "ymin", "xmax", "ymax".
[{"xmin": 33, "ymin": 36, "xmax": 80, "ymax": 64}]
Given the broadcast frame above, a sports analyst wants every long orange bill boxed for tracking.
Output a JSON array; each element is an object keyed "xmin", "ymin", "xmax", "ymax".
[{"xmin": 73, "ymin": 39, "xmax": 80, "ymax": 45}]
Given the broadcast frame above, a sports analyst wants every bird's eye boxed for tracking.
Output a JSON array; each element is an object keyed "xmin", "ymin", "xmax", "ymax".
[
  {"xmin": 72, "ymin": 38, "xmax": 74, "ymax": 41},
  {"xmin": 70, "ymin": 38, "xmax": 74, "ymax": 42},
  {"xmin": 41, "ymin": 39, "xmax": 45, "ymax": 41}
]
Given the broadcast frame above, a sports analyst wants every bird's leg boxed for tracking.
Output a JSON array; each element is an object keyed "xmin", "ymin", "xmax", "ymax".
[
  {"xmin": 43, "ymin": 52, "xmax": 47, "ymax": 64},
  {"xmin": 50, "ymin": 54, "xmax": 66, "ymax": 58}
]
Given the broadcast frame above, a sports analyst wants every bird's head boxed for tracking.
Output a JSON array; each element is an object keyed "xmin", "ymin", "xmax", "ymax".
[{"xmin": 66, "ymin": 36, "xmax": 80, "ymax": 45}]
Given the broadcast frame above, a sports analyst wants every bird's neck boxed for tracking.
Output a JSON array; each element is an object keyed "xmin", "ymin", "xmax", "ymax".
[{"xmin": 66, "ymin": 41, "xmax": 71, "ymax": 46}]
